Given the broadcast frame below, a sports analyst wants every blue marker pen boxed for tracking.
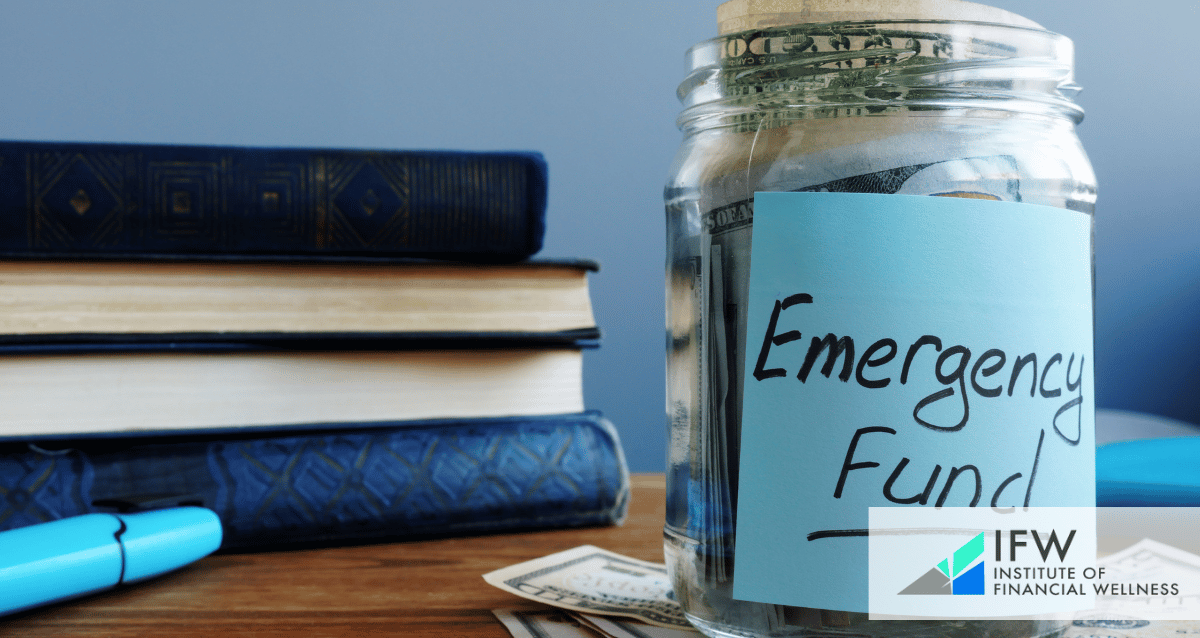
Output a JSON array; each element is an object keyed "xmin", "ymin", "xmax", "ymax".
[{"xmin": 0, "ymin": 507, "xmax": 222, "ymax": 616}]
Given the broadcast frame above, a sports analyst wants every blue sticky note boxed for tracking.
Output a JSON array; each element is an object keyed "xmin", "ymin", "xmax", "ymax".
[{"xmin": 731, "ymin": 192, "xmax": 1095, "ymax": 611}]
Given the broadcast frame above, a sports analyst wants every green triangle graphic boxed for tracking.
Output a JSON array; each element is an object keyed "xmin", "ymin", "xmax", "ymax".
[
  {"xmin": 952, "ymin": 532, "xmax": 985, "ymax": 577},
  {"xmin": 936, "ymin": 558, "xmax": 949, "ymax": 577}
]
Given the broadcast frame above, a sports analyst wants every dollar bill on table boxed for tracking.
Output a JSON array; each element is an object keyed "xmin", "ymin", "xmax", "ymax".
[
  {"xmin": 484, "ymin": 545, "xmax": 691, "ymax": 629},
  {"xmin": 1088, "ymin": 538, "xmax": 1200, "ymax": 621},
  {"xmin": 572, "ymin": 612, "xmax": 700, "ymax": 638},
  {"xmin": 1065, "ymin": 619, "xmax": 1200, "ymax": 638},
  {"xmin": 493, "ymin": 609, "xmax": 603, "ymax": 638},
  {"xmin": 492, "ymin": 609, "xmax": 702, "ymax": 638}
]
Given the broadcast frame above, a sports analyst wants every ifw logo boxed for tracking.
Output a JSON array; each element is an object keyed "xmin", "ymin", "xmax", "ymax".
[{"xmin": 898, "ymin": 532, "xmax": 984, "ymax": 596}]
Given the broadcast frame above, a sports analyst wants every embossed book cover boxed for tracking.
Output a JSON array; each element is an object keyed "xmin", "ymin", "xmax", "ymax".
[
  {"xmin": 0, "ymin": 412, "xmax": 630, "ymax": 550},
  {"xmin": 0, "ymin": 141, "xmax": 547, "ymax": 261}
]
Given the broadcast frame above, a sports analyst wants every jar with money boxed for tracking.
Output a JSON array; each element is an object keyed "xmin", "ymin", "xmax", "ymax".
[{"xmin": 664, "ymin": 1, "xmax": 1097, "ymax": 637}]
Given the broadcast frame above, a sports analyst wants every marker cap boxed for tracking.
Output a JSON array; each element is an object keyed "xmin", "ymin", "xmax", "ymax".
[{"xmin": 117, "ymin": 507, "xmax": 223, "ymax": 583}]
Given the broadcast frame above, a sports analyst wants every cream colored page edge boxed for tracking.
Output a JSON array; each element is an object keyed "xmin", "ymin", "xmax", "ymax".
[
  {"xmin": 0, "ymin": 349, "xmax": 584, "ymax": 435},
  {"xmin": 0, "ymin": 265, "xmax": 596, "ymax": 333}
]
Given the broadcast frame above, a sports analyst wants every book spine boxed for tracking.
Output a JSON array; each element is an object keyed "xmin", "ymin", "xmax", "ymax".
[
  {"xmin": 0, "ymin": 141, "xmax": 546, "ymax": 261},
  {"xmin": 0, "ymin": 412, "xmax": 628, "ymax": 550}
]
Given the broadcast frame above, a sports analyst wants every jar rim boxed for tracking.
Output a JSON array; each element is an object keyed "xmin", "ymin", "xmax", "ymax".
[
  {"xmin": 678, "ymin": 19, "xmax": 1083, "ymax": 127},
  {"xmin": 687, "ymin": 18, "xmax": 1070, "ymax": 59},
  {"xmin": 714, "ymin": 0, "xmax": 1047, "ymax": 35}
]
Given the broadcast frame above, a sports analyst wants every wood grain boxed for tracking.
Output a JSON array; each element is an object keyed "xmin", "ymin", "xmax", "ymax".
[{"xmin": 1, "ymin": 474, "xmax": 667, "ymax": 637}]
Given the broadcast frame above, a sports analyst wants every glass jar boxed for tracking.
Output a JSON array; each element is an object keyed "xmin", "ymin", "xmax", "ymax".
[{"xmin": 663, "ymin": 7, "xmax": 1096, "ymax": 638}]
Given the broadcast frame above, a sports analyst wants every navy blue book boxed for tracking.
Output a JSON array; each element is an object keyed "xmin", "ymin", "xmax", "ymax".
[
  {"xmin": 0, "ymin": 411, "xmax": 629, "ymax": 551},
  {"xmin": 0, "ymin": 140, "xmax": 547, "ymax": 261}
]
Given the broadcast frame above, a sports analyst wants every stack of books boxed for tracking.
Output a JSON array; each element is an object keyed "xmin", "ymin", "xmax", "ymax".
[{"xmin": 0, "ymin": 141, "xmax": 629, "ymax": 550}]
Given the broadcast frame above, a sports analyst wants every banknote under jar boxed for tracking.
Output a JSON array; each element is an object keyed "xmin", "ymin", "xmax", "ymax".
[{"xmin": 664, "ymin": 18, "xmax": 1096, "ymax": 638}]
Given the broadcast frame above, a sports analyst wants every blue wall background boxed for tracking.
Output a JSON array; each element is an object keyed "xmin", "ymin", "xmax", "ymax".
[{"xmin": 1, "ymin": 1, "xmax": 1196, "ymax": 471}]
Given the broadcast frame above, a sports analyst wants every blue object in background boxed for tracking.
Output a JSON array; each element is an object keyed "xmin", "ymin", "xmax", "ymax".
[
  {"xmin": 0, "ymin": 1, "xmax": 1196, "ymax": 471},
  {"xmin": 1098, "ymin": 439, "xmax": 1200, "ymax": 506},
  {"xmin": 0, "ymin": 507, "xmax": 222, "ymax": 616},
  {"xmin": 1097, "ymin": 410, "xmax": 1200, "ymax": 506}
]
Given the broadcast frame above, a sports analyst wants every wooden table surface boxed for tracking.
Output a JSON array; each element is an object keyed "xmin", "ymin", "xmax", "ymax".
[{"xmin": 2, "ymin": 474, "xmax": 668, "ymax": 637}]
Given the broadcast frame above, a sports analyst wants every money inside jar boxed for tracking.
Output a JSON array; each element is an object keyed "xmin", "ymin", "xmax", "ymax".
[{"xmin": 664, "ymin": 1, "xmax": 1097, "ymax": 636}]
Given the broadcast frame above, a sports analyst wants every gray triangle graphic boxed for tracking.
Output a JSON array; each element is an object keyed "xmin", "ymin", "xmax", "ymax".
[{"xmin": 898, "ymin": 567, "xmax": 953, "ymax": 595}]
